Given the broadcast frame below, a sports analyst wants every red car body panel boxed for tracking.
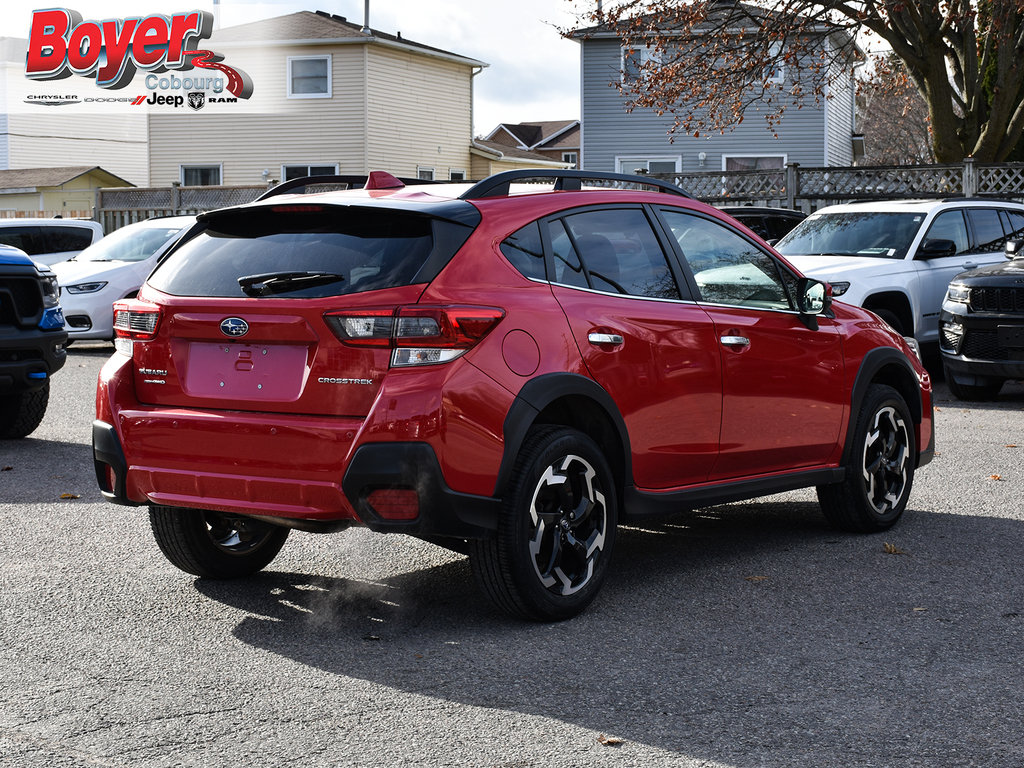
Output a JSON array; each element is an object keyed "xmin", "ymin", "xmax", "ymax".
[{"xmin": 94, "ymin": 177, "xmax": 934, "ymax": 536}]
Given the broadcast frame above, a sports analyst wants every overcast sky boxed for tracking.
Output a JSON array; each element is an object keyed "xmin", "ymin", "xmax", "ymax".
[{"xmin": 3, "ymin": 0, "xmax": 585, "ymax": 135}]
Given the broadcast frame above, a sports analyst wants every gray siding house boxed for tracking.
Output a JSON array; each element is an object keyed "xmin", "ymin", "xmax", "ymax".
[{"xmin": 572, "ymin": 22, "xmax": 857, "ymax": 175}]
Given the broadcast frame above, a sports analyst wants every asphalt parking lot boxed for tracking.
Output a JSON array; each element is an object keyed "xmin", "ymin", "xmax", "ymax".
[{"xmin": 2, "ymin": 342, "xmax": 1022, "ymax": 768}]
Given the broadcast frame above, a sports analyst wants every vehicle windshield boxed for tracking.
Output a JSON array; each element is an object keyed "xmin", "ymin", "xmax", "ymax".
[
  {"xmin": 75, "ymin": 223, "xmax": 186, "ymax": 263},
  {"xmin": 776, "ymin": 211, "xmax": 924, "ymax": 259}
]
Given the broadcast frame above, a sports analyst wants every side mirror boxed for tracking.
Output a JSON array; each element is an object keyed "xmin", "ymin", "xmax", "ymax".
[
  {"xmin": 798, "ymin": 278, "xmax": 830, "ymax": 316},
  {"xmin": 918, "ymin": 238, "xmax": 957, "ymax": 258},
  {"xmin": 1006, "ymin": 239, "xmax": 1023, "ymax": 260}
]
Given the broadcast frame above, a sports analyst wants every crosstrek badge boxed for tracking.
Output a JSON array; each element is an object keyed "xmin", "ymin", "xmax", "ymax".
[{"xmin": 25, "ymin": 8, "xmax": 253, "ymax": 98}]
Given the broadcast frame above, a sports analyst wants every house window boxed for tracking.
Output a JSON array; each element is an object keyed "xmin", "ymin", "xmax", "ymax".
[
  {"xmin": 622, "ymin": 45, "xmax": 661, "ymax": 83},
  {"xmin": 180, "ymin": 165, "xmax": 221, "ymax": 186},
  {"xmin": 616, "ymin": 156, "xmax": 681, "ymax": 175},
  {"xmin": 288, "ymin": 55, "xmax": 332, "ymax": 98},
  {"xmin": 417, "ymin": 167, "xmax": 435, "ymax": 181},
  {"xmin": 722, "ymin": 155, "xmax": 786, "ymax": 171},
  {"xmin": 283, "ymin": 164, "xmax": 339, "ymax": 181},
  {"xmin": 562, "ymin": 152, "xmax": 578, "ymax": 168},
  {"xmin": 764, "ymin": 42, "xmax": 785, "ymax": 85},
  {"xmin": 449, "ymin": 169, "xmax": 466, "ymax": 181}
]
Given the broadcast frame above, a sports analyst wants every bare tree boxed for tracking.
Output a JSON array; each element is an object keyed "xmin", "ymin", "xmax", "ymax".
[
  {"xmin": 568, "ymin": 0, "xmax": 1024, "ymax": 162},
  {"xmin": 858, "ymin": 55, "xmax": 935, "ymax": 164}
]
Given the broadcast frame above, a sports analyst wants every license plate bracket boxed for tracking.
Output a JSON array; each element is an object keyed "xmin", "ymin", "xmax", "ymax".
[
  {"xmin": 996, "ymin": 325, "xmax": 1024, "ymax": 349},
  {"xmin": 185, "ymin": 342, "xmax": 307, "ymax": 399}
]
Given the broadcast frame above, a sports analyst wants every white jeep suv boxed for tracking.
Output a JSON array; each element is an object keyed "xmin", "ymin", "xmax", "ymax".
[{"xmin": 775, "ymin": 199, "xmax": 1024, "ymax": 345}]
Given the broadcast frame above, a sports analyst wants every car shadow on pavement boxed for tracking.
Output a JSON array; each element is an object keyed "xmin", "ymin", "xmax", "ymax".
[{"xmin": 195, "ymin": 499, "xmax": 1024, "ymax": 765}]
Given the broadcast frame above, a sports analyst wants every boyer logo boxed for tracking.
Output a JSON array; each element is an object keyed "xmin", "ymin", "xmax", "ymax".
[{"xmin": 25, "ymin": 8, "xmax": 253, "ymax": 99}]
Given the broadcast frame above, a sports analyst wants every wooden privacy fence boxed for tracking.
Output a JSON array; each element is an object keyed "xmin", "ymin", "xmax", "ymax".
[{"xmin": 92, "ymin": 160, "xmax": 1024, "ymax": 231}]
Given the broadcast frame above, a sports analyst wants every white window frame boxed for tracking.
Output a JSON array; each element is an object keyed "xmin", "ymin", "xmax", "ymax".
[
  {"xmin": 417, "ymin": 167, "xmax": 435, "ymax": 181},
  {"xmin": 449, "ymin": 169, "xmax": 466, "ymax": 181},
  {"xmin": 179, "ymin": 164, "xmax": 222, "ymax": 186},
  {"xmin": 281, "ymin": 163, "xmax": 340, "ymax": 181},
  {"xmin": 621, "ymin": 45, "xmax": 662, "ymax": 84},
  {"xmin": 765, "ymin": 41, "xmax": 785, "ymax": 85},
  {"xmin": 562, "ymin": 152, "xmax": 578, "ymax": 168},
  {"xmin": 287, "ymin": 55, "xmax": 332, "ymax": 99},
  {"xmin": 721, "ymin": 154, "xmax": 787, "ymax": 172},
  {"xmin": 615, "ymin": 156, "xmax": 682, "ymax": 175}
]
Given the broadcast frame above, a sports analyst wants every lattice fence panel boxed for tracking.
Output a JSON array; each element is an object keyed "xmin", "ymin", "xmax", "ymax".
[
  {"xmin": 99, "ymin": 187, "xmax": 174, "ymax": 210},
  {"xmin": 798, "ymin": 165, "xmax": 963, "ymax": 198},
  {"xmin": 177, "ymin": 186, "xmax": 266, "ymax": 209},
  {"xmin": 668, "ymin": 170, "xmax": 786, "ymax": 202},
  {"xmin": 978, "ymin": 164, "xmax": 1024, "ymax": 197}
]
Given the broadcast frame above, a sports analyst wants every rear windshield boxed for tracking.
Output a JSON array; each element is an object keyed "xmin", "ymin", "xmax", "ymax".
[
  {"xmin": 148, "ymin": 206, "xmax": 467, "ymax": 298},
  {"xmin": 776, "ymin": 211, "xmax": 924, "ymax": 259}
]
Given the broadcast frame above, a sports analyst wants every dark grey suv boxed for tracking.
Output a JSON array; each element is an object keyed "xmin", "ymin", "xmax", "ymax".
[{"xmin": 940, "ymin": 239, "xmax": 1024, "ymax": 399}]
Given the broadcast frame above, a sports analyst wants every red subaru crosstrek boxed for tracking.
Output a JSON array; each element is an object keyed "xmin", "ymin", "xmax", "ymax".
[{"xmin": 94, "ymin": 170, "xmax": 934, "ymax": 621}]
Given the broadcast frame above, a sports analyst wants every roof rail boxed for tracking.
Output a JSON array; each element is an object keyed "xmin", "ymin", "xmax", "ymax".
[
  {"xmin": 256, "ymin": 173, "xmax": 437, "ymax": 201},
  {"xmin": 459, "ymin": 169, "xmax": 691, "ymax": 200}
]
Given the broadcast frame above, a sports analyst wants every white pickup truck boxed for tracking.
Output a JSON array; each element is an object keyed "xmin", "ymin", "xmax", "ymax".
[{"xmin": 775, "ymin": 199, "xmax": 1024, "ymax": 345}]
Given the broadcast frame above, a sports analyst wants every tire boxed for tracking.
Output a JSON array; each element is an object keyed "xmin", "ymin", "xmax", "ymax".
[
  {"xmin": 817, "ymin": 384, "xmax": 915, "ymax": 532},
  {"xmin": 943, "ymin": 362, "xmax": 1003, "ymax": 401},
  {"xmin": 0, "ymin": 382, "xmax": 49, "ymax": 439},
  {"xmin": 470, "ymin": 426, "xmax": 617, "ymax": 621},
  {"xmin": 149, "ymin": 505, "xmax": 290, "ymax": 578}
]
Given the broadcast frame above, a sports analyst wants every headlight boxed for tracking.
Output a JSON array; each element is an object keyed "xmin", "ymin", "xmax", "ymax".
[
  {"xmin": 828, "ymin": 281, "xmax": 850, "ymax": 297},
  {"xmin": 41, "ymin": 275, "xmax": 61, "ymax": 308},
  {"xmin": 66, "ymin": 281, "xmax": 108, "ymax": 294},
  {"xmin": 946, "ymin": 283, "xmax": 970, "ymax": 304}
]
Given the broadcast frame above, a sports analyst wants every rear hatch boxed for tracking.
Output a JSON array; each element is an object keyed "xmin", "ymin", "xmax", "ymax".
[{"xmin": 121, "ymin": 199, "xmax": 479, "ymax": 417}]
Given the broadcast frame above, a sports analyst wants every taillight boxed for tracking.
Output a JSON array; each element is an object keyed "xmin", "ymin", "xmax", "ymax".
[
  {"xmin": 112, "ymin": 299, "xmax": 161, "ymax": 356},
  {"xmin": 324, "ymin": 306, "xmax": 504, "ymax": 367}
]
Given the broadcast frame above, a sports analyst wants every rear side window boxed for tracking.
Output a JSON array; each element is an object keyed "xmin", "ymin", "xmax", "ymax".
[
  {"xmin": 149, "ymin": 206, "xmax": 467, "ymax": 298},
  {"xmin": 0, "ymin": 227, "xmax": 43, "ymax": 255},
  {"xmin": 547, "ymin": 220, "xmax": 588, "ymax": 289},
  {"xmin": 42, "ymin": 225, "xmax": 95, "ymax": 252},
  {"xmin": 1002, "ymin": 209, "xmax": 1024, "ymax": 240},
  {"xmin": 561, "ymin": 208, "xmax": 681, "ymax": 300},
  {"xmin": 966, "ymin": 208, "xmax": 1005, "ymax": 254}
]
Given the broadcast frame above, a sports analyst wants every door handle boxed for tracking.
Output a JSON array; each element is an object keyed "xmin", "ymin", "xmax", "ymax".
[
  {"xmin": 588, "ymin": 332, "xmax": 624, "ymax": 346},
  {"xmin": 720, "ymin": 335, "xmax": 750, "ymax": 347}
]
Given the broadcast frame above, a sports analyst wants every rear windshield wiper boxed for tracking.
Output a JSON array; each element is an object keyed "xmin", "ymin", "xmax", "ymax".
[{"xmin": 238, "ymin": 270, "xmax": 345, "ymax": 296}]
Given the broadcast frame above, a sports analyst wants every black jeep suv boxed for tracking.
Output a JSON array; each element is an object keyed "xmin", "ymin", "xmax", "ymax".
[{"xmin": 940, "ymin": 239, "xmax": 1024, "ymax": 399}]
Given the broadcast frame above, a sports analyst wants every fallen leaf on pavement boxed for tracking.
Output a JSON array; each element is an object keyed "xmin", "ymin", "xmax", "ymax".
[
  {"xmin": 883, "ymin": 542, "xmax": 907, "ymax": 555},
  {"xmin": 59, "ymin": 493, "xmax": 81, "ymax": 499},
  {"xmin": 990, "ymin": 474, "xmax": 1003, "ymax": 481},
  {"xmin": 597, "ymin": 735, "xmax": 624, "ymax": 747}
]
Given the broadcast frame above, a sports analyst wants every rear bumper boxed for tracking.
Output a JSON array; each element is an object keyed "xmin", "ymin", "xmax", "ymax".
[{"xmin": 94, "ymin": 418, "xmax": 500, "ymax": 538}]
